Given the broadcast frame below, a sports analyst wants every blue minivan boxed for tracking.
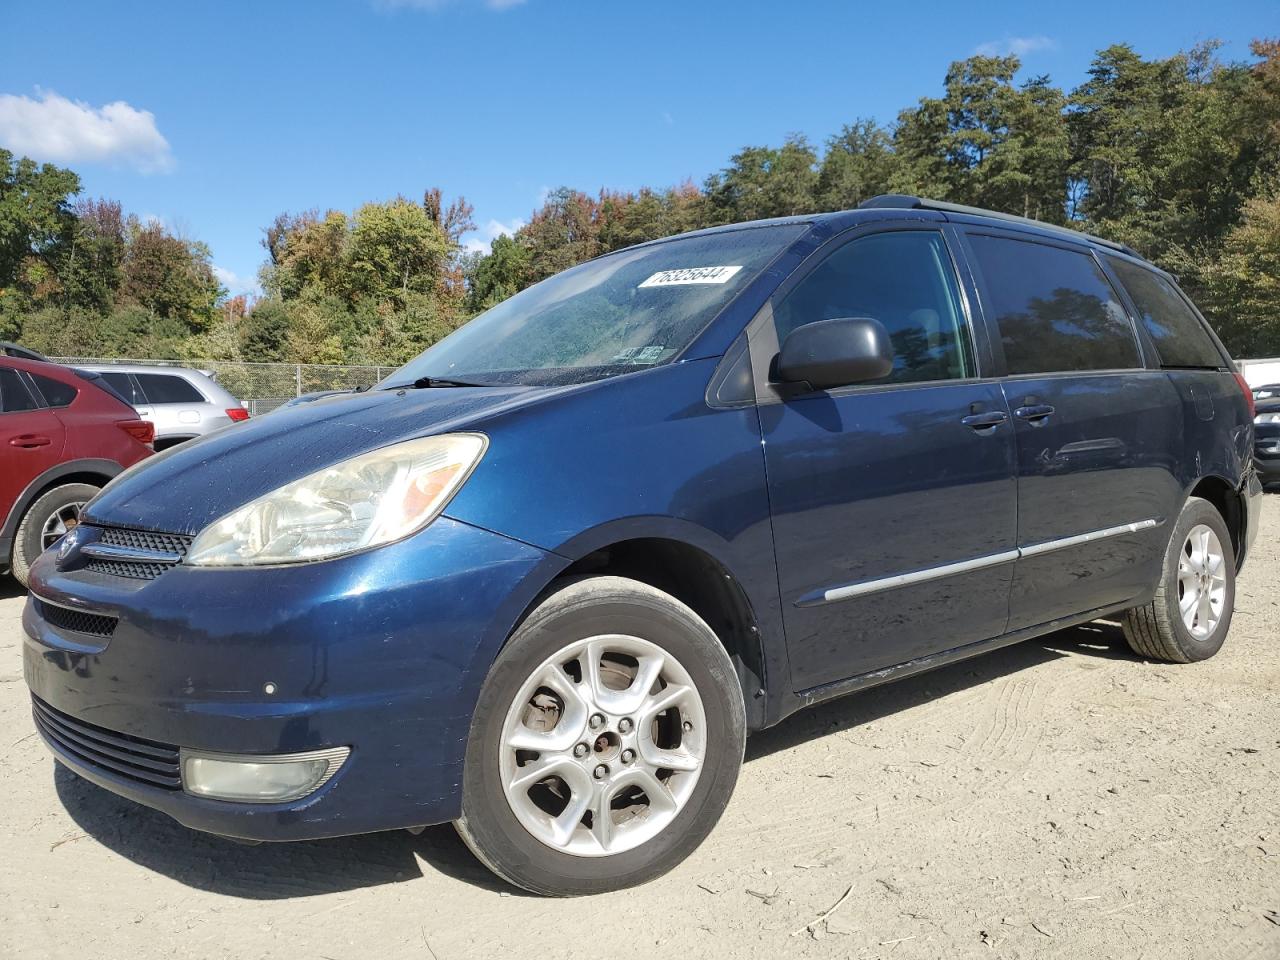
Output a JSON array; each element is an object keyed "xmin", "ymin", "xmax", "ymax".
[{"xmin": 23, "ymin": 196, "xmax": 1262, "ymax": 895}]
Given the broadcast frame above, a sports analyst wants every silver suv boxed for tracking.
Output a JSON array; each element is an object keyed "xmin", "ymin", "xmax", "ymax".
[{"xmin": 81, "ymin": 365, "xmax": 248, "ymax": 450}]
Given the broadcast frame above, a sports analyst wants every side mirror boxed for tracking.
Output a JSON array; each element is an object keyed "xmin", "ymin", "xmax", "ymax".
[{"xmin": 774, "ymin": 317, "xmax": 894, "ymax": 391}]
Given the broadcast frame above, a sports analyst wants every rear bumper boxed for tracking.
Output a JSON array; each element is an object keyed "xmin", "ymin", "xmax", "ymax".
[
  {"xmin": 1242, "ymin": 466, "xmax": 1264, "ymax": 571},
  {"xmin": 22, "ymin": 516, "xmax": 560, "ymax": 841}
]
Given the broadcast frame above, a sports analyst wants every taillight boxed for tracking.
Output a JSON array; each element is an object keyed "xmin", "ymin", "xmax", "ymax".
[
  {"xmin": 118, "ymin": 419, "xmax": 155, "ymax": 445},
  {"xmin": 1233, "ymin": 372, "xmax": 1256, "ymax": 418},
  {"xmin": 226, "ymin": 407, "xmax": 250, "ymax": 422}
]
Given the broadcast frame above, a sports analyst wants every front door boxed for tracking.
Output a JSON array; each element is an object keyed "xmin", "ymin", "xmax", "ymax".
[
  {"xmin": 0, "ymin": 366, "xmax": 67, "ymax": 520},
  {"xmin": 755, "ymin": 227, "xmax": 1018, "ymax": 692},
  {"xmin": 961, "ymin": 230, "xmax": 1183, "ymax": 629}
]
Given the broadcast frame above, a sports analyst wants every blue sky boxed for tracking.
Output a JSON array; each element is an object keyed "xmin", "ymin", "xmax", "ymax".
[{"xmin": 0, "ymin": 0, "xmax": 1272, "ymax": 297}]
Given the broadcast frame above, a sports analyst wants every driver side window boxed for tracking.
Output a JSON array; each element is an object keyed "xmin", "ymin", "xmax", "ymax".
[{"xmin": 772, "ymin": 231, "xmax": 973, "ymax": 384}]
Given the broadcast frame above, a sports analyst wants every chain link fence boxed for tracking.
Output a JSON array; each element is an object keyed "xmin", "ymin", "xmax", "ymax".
[{"xmin": 52, "ymin": 358, "xmax": 391, "ymax": 415}]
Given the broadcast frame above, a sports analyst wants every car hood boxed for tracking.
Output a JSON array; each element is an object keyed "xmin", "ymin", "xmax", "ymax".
[{"xmin": 83, "ymin": 385, "xmax": 550, "ymax": 536}]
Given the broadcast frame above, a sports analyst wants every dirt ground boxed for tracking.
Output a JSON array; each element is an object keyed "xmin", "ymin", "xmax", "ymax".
[{"xmin": 2, "ymin": 500, "xmax": 1278, "ymax": 960}]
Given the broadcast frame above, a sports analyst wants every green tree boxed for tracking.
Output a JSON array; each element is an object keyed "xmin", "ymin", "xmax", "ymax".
[
  {"xmin": 239, "ymin": 298, "xmax": 292, "ymax": 361},
  {"xmin": 703, "ymin": 135, "xmax": 819, "ymax": 223},
  {"xmin": 0, "ymin": 149, "xmax": 79, "ymax": 297},
  {"xmin": 1198, "ymin": 190, "xmax": 1280, "ymax": 355},
  {"xmin": 893, "ymin": 56, "xmax": 1069, "ymax": 220},
  {"xmin": 467, "ymin": 233, "xmax": 531, "ymax": 310},
  {"xmin": 120, "ymin": 220, "xmax": 222, "ymax": 331},
  {"xmin": 346, "ymin": 198, "xmax": 450, "ymax": 308},
  {"xmin": 816, "ymin": 120, "xmax": 898, "ymax": 210},
  {"xmin": 60, "ymin": 198, "xmax": 126, "ymax": 314}
]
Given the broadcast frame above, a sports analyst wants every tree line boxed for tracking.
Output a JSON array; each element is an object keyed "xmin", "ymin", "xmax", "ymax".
[{"xmin": 2, "ymin": 38, "xmax": 1278, "ymax": 366}]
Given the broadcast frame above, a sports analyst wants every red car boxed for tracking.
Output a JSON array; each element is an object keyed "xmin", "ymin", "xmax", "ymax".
[{"xmin": 1, "ymin": 356, "xmax": 154, "ymax": 586}]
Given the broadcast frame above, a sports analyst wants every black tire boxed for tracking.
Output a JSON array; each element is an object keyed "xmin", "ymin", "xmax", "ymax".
[
  {"xmin": 455, "ymin": 576, "xmax": 746, "ymax": 896},
  {"xmin": 1121, "ymin": 496, "xmax": 1236, "ymax": 663},
  {"xmin": 9, "ymin": 483, "xmax": 98, "ymax": 588}
]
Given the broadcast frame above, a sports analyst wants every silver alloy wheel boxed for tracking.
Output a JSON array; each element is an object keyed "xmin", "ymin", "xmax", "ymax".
[
  {"xmin": 499, "ymin": 634, "xmax": 707, "ymax": 857},
  {"xmin": 1177, "ymin": 523, "xmax": 1227, "ymax": 639},
  {"xmin": 41, "ymin": 502, "xmax": 86, "ymax": 551}
]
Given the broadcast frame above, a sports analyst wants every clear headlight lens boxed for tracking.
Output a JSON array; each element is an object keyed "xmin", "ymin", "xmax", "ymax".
[
  {"xmin": 1256, "ymin": 412, "xmax": 1280, "ymax": 424},
  {"xmin": 186, "ymin": 433, "xmax": 487, "ymax": 566}
]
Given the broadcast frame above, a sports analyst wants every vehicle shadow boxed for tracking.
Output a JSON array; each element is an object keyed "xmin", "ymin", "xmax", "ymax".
[
  {"xmin": 745, "ymin": 618, "xmax": 1137, "ymax": 761},
  {"xmin": 52, "ymin": 765, "xmax": 516, "ymax": 899},
  {"xmin": 0, "ymin": 577, "xmax": 28, "ymax": 600},
  {"xmin": 50, "ymin": 619, "xmax": 1139, "ymax": 900}
]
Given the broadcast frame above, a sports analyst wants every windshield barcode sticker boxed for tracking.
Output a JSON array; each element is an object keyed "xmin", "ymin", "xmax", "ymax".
[{"xmin": 639, "ymin": 265, "xmax": 743, "ymax": 287}]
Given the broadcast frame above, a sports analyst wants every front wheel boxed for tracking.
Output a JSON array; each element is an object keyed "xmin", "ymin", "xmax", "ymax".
[
  {"xmin": 455, "ymin": 576, "xmax": 746, "ymax": 896},
  {"xmin": 1121, "ymin": 496, "xmax": 1236, "ymax": 663}
]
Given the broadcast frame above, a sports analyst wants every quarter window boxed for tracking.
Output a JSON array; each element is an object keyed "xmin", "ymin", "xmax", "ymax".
[
  {"xmin": 772, "ymin": 231, "xmax": 973, "ymax": 384},
  {"xmin": 100, "ymin": 372, "xmax": 144, "ymax": 404},
  {"xmin": 30, "ymin": 373, "xmax": 77, "ymax": 407},
  {"xmin": 968, "ymin": 235, "xmax": 1140, "ymax": 375},
  {"xmin": 135, "ymin": 373, "xmax": 206, "ymax": 404},
  {"xmin": 1105, "ymin": 257, "xmax": 1223, "ymax": 368}
]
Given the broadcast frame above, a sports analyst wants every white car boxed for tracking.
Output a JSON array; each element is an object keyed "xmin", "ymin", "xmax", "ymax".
[{"xmin": 82, "ymin": 365, "xmax": 249, "ymax": 450}]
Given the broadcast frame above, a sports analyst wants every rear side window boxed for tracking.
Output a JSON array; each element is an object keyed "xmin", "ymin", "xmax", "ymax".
[
  {"xmin": 0, "ymin": 368, "xmax": 39, "ymax": 412},
  {"xmin": 969, "ymin": 235, "xmax": 1140, "ymax": 375},
  {"xmin": 100, "ymin": 371, "xmax": 144, "ymax": 404},
  {"xmin": 135, "ymin": 373, "xmax": 206, "ymax": 404},
  {"xmin": 772, "ymin": 231, "xmax": 973, "ymax": 383},
  {"xmin": 29, "ymin": 373, "xmax": 77, "ymax": 407},
  {"xmin": 1106, "ymin": 257, "xmax": 1223, "ymax": 368}
]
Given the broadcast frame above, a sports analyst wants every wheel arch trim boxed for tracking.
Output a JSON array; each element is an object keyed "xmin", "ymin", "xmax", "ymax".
[
  {"xmin": 1, "ymin": 459, "xmax": 122, "ymax": 544},
  {"xmin": 457, "ymin": 515, "xmax": 783, "ymax": 731}
]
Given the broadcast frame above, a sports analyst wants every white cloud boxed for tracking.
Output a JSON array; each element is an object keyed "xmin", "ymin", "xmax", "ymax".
[
  {"xmin": 463, "ymin": 217, "xmax": 525, "ymax": 254},
  {"xmin": 0, "ymin": 90, "xmax": 173, "ymax": 173},
  {"xmin": 376, "ymin": 0, "xmax": 525, "ymax": 10},
  {"xmin": 974, "ymin": 35, "xmax": 1056, "ymax": 58},
  {"xmin": 213, "ymin": 265, "xmax": 258, "ymax": 296}
]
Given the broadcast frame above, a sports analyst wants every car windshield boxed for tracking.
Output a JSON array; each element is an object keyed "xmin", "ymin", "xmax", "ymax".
[{"xmin": 383, "ymin": 224, "xmax": 805, "ymax": 387}]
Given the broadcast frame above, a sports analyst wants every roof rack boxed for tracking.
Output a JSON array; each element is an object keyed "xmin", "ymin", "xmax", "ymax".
[{"xmin": 858, "ymin": 194, "xmax": 1139, "ymax": 257}]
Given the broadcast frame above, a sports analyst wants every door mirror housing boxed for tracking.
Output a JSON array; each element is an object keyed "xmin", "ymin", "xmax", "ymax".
[{"xmin": 774, "ymin": 317, "xmax": 894, "ymax": 391}]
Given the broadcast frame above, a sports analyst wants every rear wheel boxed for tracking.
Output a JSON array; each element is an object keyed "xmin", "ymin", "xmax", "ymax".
[
  {"xmin": 455, "ymin": 576, "xmax": 746, "ymax": 896},
  {"xmin": 9, "ymin": 483, "xmax": 98, "ymax": 588},
  {"xmin": 1121, "ymin": 496, "xmax": 1236, "ymax": 663}
]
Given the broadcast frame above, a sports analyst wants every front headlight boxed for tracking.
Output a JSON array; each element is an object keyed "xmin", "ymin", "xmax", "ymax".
[
  {"xmin": 186, "ymin": 433, "xmax": 487, "ymax": 566},
  {"xmin": 1256, "ymin": 412, "xmax": 1280, "ymax": 424}
]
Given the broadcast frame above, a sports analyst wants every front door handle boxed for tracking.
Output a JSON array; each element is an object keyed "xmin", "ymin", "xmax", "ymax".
[
  {"xmin": 961, "ymin": 411, "xmax": 1008, "ymax": 431},
  {"xmin": 1014, "ymin": 404, "xmax": 1055, "ymax": 423},
  {"xmin": 9, "ymin": 434, "xmax": 51, "ymax": 448}
]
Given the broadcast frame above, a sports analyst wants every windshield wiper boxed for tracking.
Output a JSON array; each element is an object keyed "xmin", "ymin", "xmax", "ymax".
[{"xmin": 408, "ymin": 375, "xmax": 490, "ymax": 389}]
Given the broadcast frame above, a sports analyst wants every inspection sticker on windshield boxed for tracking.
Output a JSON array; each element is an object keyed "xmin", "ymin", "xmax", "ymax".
[{"xmin": 639, "ymin": 265, "xmax": 743, "ymax": 287}]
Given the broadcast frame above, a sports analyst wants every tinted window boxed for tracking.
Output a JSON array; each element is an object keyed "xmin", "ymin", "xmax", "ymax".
[
  {"xmin": 969, "ymin": 235, "xmax": 1140, "ymax": 375},
  {"xmin": 0, "ymin": 368, "xmax": 39, "ymax": 412},
  {"xmin": 135, "ymin": 373, "xmax": 206, "ymax": 403},
  {"xmin": 773, "ymin": 231, "xmax": 972, "ymax": 383},
  {"xmin": 30, "ymin": 373, "xmax": 77, "ymax": 407},
  {"xmin": 1106, "ymin": 257, "xmax": 1223, "ymax": 368},
  {"xmin": 100, "ymin": 372, "xmax": 144, "ymax": 404}
]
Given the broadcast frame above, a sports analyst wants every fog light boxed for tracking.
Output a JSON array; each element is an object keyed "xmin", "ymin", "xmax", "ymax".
[{"xmin": 181, "ymin": 747, "xmax": 349, "ymax": 803}]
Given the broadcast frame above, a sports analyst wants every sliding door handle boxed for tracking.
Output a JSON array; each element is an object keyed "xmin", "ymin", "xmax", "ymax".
[
  {"xmin": 1014, "ymin": 404, "xmax": 1055, "ymax": 423},
  {"xmin": 961, "ymin": 411, "xmax": 1008, "ymax": 431}
]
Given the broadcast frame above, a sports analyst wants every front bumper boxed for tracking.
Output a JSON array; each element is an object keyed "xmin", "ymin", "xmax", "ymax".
[{"xmin": 23, "ymin": 516, "xmax": 558, "ymax": 841}]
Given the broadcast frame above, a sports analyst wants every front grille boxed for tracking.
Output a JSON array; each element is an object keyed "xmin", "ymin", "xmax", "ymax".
[
  {"xmin": 31, "ymin": 696, "xmax": 182, "ymax": 790},
  {"xmin": 83, "ymin": 525, "xmax": 192, "ymax": 580},
  {"xmin": 34, "ymin": 598, "xmax": 117, "ymax": 638}
]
